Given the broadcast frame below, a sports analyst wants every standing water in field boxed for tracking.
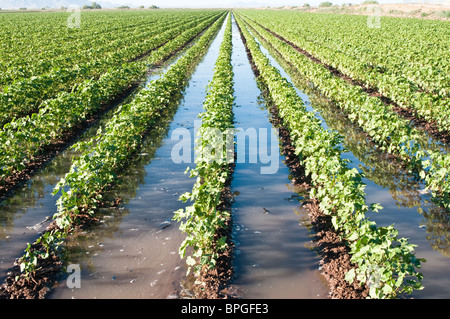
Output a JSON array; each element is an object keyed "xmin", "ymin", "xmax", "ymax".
[
  {"xmin": 0, "ymin": 21, "xmax": 215, "ymax": 294},
  {"xmin": 228, "ymin": 16, "xmax": 328, "ymax": 299},
  {"xmin": 48, "ymin": 19, "xmax": 229, "ymax": 299},
  {"xmin": 0, "ymin": 89, "xmax": 139, "ymax": 284},
  {"xmin": 0, "ymin": 150, "xmax": 74, "ymax": 284},
  {"xmin": 250, "ymin": 23, "xmax": 450, "ymax": 298}
]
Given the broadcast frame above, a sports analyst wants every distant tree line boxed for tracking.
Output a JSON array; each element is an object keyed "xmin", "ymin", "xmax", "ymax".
[
  {"xmin": 300, "ymin": 2, "xmax": 360, "ymax": 8},
  {"xmin": 316, "ymin": 0, "xmax": 378, "ymax": 6},
  {"xmin": 83, "ymin": 2, "xmax": 102, "ymax": 9},
  {"xmin": 119, "ymin": 5, "xmax": 159, "ymax": 9},
  {"xmin": 318, "ymin": 1, "xmax": 333, "ymax": 7}
]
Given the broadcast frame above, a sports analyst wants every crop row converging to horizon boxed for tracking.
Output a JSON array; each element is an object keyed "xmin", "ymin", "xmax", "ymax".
[{"xmin": 0, "ymin": 8, "xmax": 448, "ymax": 299}]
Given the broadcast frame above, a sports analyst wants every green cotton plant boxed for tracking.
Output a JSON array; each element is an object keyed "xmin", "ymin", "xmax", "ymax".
[
  {"xmin": 173, "ymin": 15, "xmax": 235, "ymax": 278},
  {"xmin": 0, "ymin": 11, "xmax": 223, "ymax": 188},
  {"xmin": 237, "ymin": 12, "xmax": 450, "ymax": 210},
  {"xmin": 235, "ymin": 13, "xmax": 425, "ymax": 298},
  {"xmin": 16, "ymin": 12, "xmax": 228, "ymax": 279},
  {"xmin": 345, "ymin": 223, "xmax": 425, "ymax": 298},
  {"xmin": 19, "ymin": 228, "xmax": 62, "ymax": 279},
  {"xmin": 175, "ymin": 166, "xmax": 231, "ymax": 274},
  {"xmin": 237, "ymin": 10, "xmax": 449, "ymax": 134},
  {"xmin": 0, "ymin": 11, "xmax": 221, "ymax": 127}
]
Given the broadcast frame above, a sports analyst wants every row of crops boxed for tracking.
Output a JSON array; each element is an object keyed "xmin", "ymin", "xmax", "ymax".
[
  {"xmin": 235, "ymin": 11, "xmax": 450, "ymax": 213},
  {"xmin": 0, "ymin": 10, "xmax": 223, "ymax": 191},
  {"xmin": 0, "ymin": 9, "xmax": 448, "ymax": 299},
  {"xmin": 0, "ymin": 9, "xmax": 228, "ymax": 297},
  {"xmin": 234, "ymin": 13, "xmax": 428, "ymax": 299},
  {"xmin": 174, "ymin": 17, "xmax": 235, "ymax": 298},
  {"xmin": 0, "ymin": 11, "xmax": 222, "ymax": 127}
]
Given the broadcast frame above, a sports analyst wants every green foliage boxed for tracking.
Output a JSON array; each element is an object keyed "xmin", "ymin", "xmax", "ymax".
[
  {"xmin": 237, "ymin": 10, "xmax": 449, "ymax": 133},
  {"xmin": 0, "ymin": 11, "xmax": 222, "ymax": 187},
  {"xmin": 83, "ymin": 2, "xmax": 102, "ymax": 9},
  {"xmin": 174, "ymin": 15, "xmax": 235, "ymax": 277},
  {"xmin": 235, "ymin": 12, "xmax": 425, "ymax": 299},
  {"xmin": 236, "ymin": 10, "xmax": 450, "ymax": 210},
  {"xmin": 437, "ymin": 10, "xmax": 450, "ymax": 18},
  {"xmin": 17, "ymin": 11, "xmax": 227, "ymax": 278},
  {"xmin": 0, "ymin": 11, "xmax": 220, "ymax": 126},
  {"xmin": 319, "ymin": 2, "xmax": 333, "ymax": 7}
]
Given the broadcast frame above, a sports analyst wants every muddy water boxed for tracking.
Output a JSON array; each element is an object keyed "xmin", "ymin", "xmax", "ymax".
[
  {"xmin": 0, "ymin": 103, "xmax": 129, "ymax": 283},
  {"xmin": 0, "ymin": 149, "xmax": 73, "ymax": 283},
  {"xmin": 250, "ymin": 25, "xmax": 450, "ymax": 298},
  {"xmin": 228, "ymin": 16, "xmax": 329, "ymax": 299},
  {"xmin": 47, "ymin": 19, "xmax": 229, "ymax": 299},
  {"xmin": 48, "ymin": 15, "xmax": 331, "ymax": 299}
]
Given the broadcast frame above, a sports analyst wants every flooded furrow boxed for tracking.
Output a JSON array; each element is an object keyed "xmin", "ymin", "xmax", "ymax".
[
  {"xmin": 228, "ymin": 15, "xmax": 329, "ymax": 299},
  {"xmin": 0, "ymin": 149, "xmax": 73, "ymax": 283},
  {"xmin": 2, "ymin": 13, "xmax": 447, "ymax": 300},
  {"xmin": 249, "ymin": 24, "xmax": 450, "ymax": 298},
  {"xmin": 0, "ymin": 96, "xmax": 133, "ymax": 284},
  {"xmin": 0, "ymin": 28, "xmax": 206, "ymax": 288},
  {"xmin": 47, "ymin": 19, "xmax": 229, "ymax": 299}
]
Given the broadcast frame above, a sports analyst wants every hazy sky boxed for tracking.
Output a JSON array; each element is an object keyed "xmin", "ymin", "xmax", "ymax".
[
  {"xmin": 104, "ymin": 0, "xmax": 449, "ymax": 8},
  {"xmin": 109, "ymin": 0, "xmax": 437, "ymax": 6},
  {"xmin": 2, "ymin": 0, "xmax": 448, "ymax": 9}
]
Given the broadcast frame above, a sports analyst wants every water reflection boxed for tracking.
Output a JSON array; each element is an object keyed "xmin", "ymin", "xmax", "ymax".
[
  {"xmin": 250, "ymin": 27, "xmax": 449, "ymax": 298},
  {"xmin": 228, "ymin": 15, "xmax": 329, "ymax": 299},
  {"xmin": 0, "ymin": 24, "xmax": 205, "ymax": 286},
  {"xmin": 48, "ymin": 18, "xmax": 229, "ymax": 299},
  {"xmin": 0, "ymin": 144, "xmax": 80, "ymax": 282},
  {"xmin": 288, "ymin": 69, "xmax": 449, "ymax": 256}
]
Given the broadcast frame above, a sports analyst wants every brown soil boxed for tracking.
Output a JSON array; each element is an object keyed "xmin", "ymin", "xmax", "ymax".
[{"xmin": 190, "ymin": 163, "xmax": 239, "ymax": 299}]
